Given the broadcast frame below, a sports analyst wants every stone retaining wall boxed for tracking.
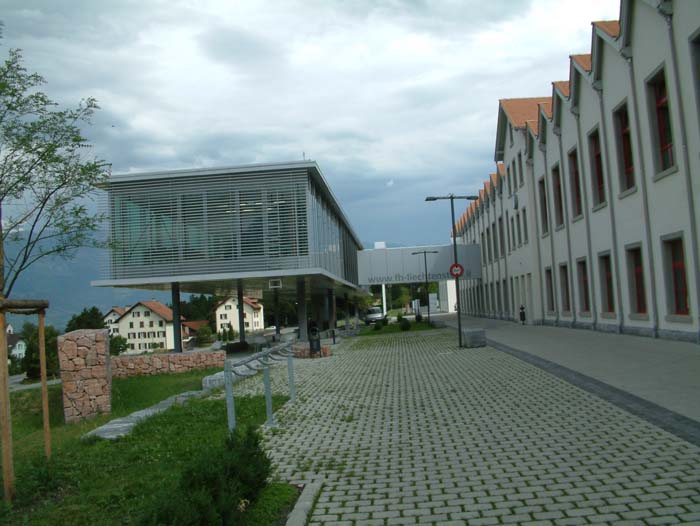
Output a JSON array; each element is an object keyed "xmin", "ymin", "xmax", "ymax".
[
  {"xmin": 58, "ymin": 329, "xmax": 111, "ymax": 423},
  {"xmin": 111, "ymin": 350, "xmax": 225, "ymax": 378},
  {"xmin": 292, "ymin": 344, "xmax": 332, "ymax": 359}
]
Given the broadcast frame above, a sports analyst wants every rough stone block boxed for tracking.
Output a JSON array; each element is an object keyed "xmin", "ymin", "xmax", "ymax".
[{"xmin": 461, "ymin": 328, "xmax": 486, "ymax": 348}]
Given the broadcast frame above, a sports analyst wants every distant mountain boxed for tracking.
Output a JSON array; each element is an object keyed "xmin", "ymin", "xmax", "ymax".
[{"xmin": 7, "ymin": 246, "xmax": 170, "ymax": 332}]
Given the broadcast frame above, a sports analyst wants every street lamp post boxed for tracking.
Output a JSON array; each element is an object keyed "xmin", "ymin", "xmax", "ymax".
[
  {"xmin": 411, "ymin": 250, "xmax": 439, "ymax": 323},
  {"xmin": 425, "ymin": 194, "xmax": 478, "ymax": 347}
]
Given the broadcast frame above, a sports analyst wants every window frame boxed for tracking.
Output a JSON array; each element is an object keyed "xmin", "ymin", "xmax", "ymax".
[
  {"xmin": 648, "ymin": 69, "xmax": 675, "ymax": 172},
  {"xmin": 626, "ymin": 245, "xmax": 647, "ymax": 315},
  {"xmin": 588, "ymin": 129, "xmax": 606, "ymax": 206},
  {"xmin": 614, "ymin": 102, "xmax": 635, "ymax": 192},
  {"xmin": 568, "ymin": 148, "xmax": 583, "ymax": 218},
  {"xmin": 552, "ymin": 165, "xmax": 564, "ymax": 227},
  {"xmin": 560, "ymin": 264, "xmax": 571, "ymax": 313},
  {"xmin": 538, "ymin": 177, "xmax": 549, "ymax": 235},
  {"xmin": 599, "ymin": 253, "xmax": 615, "ymax": 314},
  {"xmin": 545, "ymin": 267, "xmax": 555, "ymax": 313},
  {"xmin": 663, "ymin": 236, "xmax": 689, "ymax": 316},
  {"xmin": 577, "ymin": 259, "xmax": 590, "ymax": 313}
]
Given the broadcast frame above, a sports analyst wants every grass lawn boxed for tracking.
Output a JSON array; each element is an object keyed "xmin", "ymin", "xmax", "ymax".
[
  {"xmin": 358, "ymin": 321, "xmax": 435, "ymax": 336},
  {"xmin": 1, "ymin": 369, "xmax": 295, "ymax": 525}
]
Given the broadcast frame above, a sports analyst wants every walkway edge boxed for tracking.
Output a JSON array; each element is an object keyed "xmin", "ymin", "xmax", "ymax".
[
  {"xmin": 487, "ymin": 338, "xmax": 700, "ymax": 448},
  {"xmin": 285, "ymin": 481, "xmax": 323, "ymax": 526}
]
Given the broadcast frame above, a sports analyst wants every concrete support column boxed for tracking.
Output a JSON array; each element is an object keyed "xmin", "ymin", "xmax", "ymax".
[
  {"xmin": 322, "ymin": 292, "xmax": 330, "ymax": 330},
  {"xmin": 273, "ymin": 289, "xmax": 281, "ymax": 341},
  {"xmin": 344, "ymin": 293, "xmax": 350, "ymax": 330},
  {"xmin": 237, "ymin": 280, "xmax": 246, "ymax": 344},
  {"xmin": 171, "ymin": 282, "xmax": 182, "ymax": 353},
  {"xmin": 296, "ymin": 279, "xmax": 308, "ymax": 341},
  {"xmin": 328, "ymin": 288, "xmax": 337, "ymax": 329}
]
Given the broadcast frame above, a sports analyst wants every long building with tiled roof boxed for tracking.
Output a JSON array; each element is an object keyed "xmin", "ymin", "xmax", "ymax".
[{"xmin": 455, "ymin": 0, "xmax": 700, "ymax": 343}]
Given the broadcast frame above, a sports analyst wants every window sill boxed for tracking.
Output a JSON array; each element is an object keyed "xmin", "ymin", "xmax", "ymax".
[
  {"xmin": 555, "ymin": 223, "xmax": 565, "ymax": 232},
  {"xmin": 629, "ymin": 312, "xmax": 649, "ymax": 321},
  {"xmin": 546, "ymin": 310, "xmax": 557, "ymax": 316},
  {"xmin": 592, "ymin": 201, "xmax": 608, "ymax": 213},
  {"xmin": 541, "ymin": 231, "xmax": 550, "ymax": 239},
  {"xmin": 572, "ymin": 214, "xmax": 584, "ymax": 223},
  {"xmin": 665, "ymin": 314, "xmax": 692, "ymax": 324},
  {"xmin": 560, "ymin": 310, "xmax": 572, "ymax": 317},
  {"xmin": 600, "ymin": 311, "xmax": 616, "ymax": 319},
  {"xmin": 618, "ymin": 186, "xmax": 637, "ymax": 200},
  {"xmin": 652, "ymin": 165, "xmax": 678, "ymax": 183},
  {"xmin": 578, "ymin": 310, "xmax": 592, "ymax": 318}
]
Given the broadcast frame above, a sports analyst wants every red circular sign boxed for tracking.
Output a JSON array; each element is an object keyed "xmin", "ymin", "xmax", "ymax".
[{"xmin": 450, "ymin": 263, "xmax": 464, "ymax": 278}]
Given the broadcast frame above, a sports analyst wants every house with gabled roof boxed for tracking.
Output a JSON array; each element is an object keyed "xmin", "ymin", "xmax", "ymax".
[{"xmin": 214, "ymin": 297, "xmax": 264, "ymax": 335}]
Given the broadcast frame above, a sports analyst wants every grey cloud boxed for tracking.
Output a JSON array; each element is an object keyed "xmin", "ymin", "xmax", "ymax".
[{"xmin": 198, "ymin": 25, "xmax": 283, "ymax": 71}]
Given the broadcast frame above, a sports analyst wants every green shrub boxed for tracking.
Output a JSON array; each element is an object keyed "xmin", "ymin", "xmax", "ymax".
[
  {"xmin": 372, "ymin": 321, "xmax": 382, "ymax": 331},
  {"xmin": 110, "ymin": 335, "xmax": 128, "ymax": 356},
  {"xmin": 415, "ymin": 313, "xmax": 423, "ymax": 323},
  {"xmin": 21, "ymin": 322, "xmax": 60, "ymax": 379},
  {"xmin": 140, "ymin": 426, "xmax": 271, "ymax": 526},
  {"xmin": 396, "ymin": 314, "xmax": 403, "ymax": 323},
  {"xmin": 399, "ymin": 318, "xmax": 411, "ymax": 331},
  {"xmin": 196, "ymin": 326, "xmax": 213, "ymax": 346}
]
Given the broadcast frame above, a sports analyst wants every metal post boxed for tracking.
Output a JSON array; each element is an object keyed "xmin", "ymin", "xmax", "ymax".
[
  {"xmin": 381, "ymin": 284, "xmax": 387, "ymax": 316},
  {"xmin": 224, "ymin": 360, "xmax": 236, "ymax": 432},
  {"xmin": 287, "ymin": 353, "xmax": 296, "ymax": 403},
  {"xmin": 423, "ymin": 251, "xmax": 431, "ymax": 324},
  {"xmin": 38, "ymin": 311, "xmax": 51, "ymax": 461},
  {"xmin": 0, "ymin": 311, "xmax": 14, "ymax": 502},
  {"xmin": 451, "ymin": 196, "xmax": 464, "ymax": 347},
  {"xmin": 263, "ymin": 365, "xmax": 275, "ymax": 426},
  {"xmin": 237, "ymin": 279, "xmax": 246, "ymax": 344},
  {"xmin": 171, "ymin": 282, "xmax": 182, "ymax": 353},
  {"xmin": 297, "ymin": 278, "xmax": 308, "ymax": 342}
]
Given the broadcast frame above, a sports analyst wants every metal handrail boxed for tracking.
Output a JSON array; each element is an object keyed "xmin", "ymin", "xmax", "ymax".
[{"xmin": 224, "ymin": 340, "xmax": 296, "ymax": 431}]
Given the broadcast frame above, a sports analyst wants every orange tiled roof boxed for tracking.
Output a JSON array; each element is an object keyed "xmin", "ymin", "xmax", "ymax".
[
  {"xmin": 141, "ymin": 300, "xmax": 178, "ymax": 322},
  {"xmin": 526, "ymin": 119, "xmax": 539, "ymax": 137},
  {"xmin": 183, "ymin": 320, "xmax": 209, "ymax": 331},
  {"xmin": 553, "ymin": 81, "xmax": 570, "ymax": 98},
  {"xmin": 500, "ymin": 97, "xmax": 552, "ymax": 129},
  {"xmin": 540, "ymin": 101, "xmax": 553, "ymax": 119},
  {"xmin": 571, "ymin": 53, "xmax": 592, "ymax": 72},
  {"xmin": 496, "ymin": 164, "xmax": 505, "ymax": 178},
  {"xmin": 593, "ymin": 20, "xmax": 620, "ymax": 38},
  {"xmin": 109, "ymin": 306, "xmax": 126, "ymax": 316},
  {"xmin": 490, "ymin": 173, "xmax": 498, "ymax": 187},
  {"xmin": 243, "ymin": 297, "xmax": 262, "ymax": 310}
]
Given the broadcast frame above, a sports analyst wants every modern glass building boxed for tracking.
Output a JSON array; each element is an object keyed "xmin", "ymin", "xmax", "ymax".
[
  {"xmin": 93, "ymin": 161, "xmax": 364, "ymax": 347},
  {"xmin": 94, "ymin": 161, "xmax": 362, "ymax": 294}
]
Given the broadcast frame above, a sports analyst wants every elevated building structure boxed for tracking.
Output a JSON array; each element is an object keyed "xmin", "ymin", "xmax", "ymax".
[{"xmin": 93, "ymin": 161, "xmax": 364, "ymax": 349}]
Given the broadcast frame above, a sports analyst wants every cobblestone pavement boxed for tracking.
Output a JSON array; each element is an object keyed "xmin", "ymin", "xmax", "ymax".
[{"xmin": 247, "ymin": 330, "xmax": 700, "ymax": 525}]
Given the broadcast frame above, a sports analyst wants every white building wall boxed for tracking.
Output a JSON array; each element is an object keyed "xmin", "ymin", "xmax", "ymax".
[
  {"xmin": 215, "ymin": 298, "xmax": 265, "ymax": 334},
  {"xmin": 118, "ymin": 304, "xmax": 169, "ymax": 353},
  {"xmin": 459, "ymin": 0, "xmax": 700, "ymax": 343}
]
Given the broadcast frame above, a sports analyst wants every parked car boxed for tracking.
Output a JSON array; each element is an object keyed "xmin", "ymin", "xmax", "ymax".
[{"xmin": 362, "ymin": 306, "xmax": 386, "ymax": 325}]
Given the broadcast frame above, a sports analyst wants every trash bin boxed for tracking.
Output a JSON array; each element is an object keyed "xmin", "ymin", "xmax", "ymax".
[{"xmin": 309, "ymin": 325, "xmax": 321, "ymax": 356}]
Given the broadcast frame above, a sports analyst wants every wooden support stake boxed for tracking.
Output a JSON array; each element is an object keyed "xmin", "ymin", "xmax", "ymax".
[
  {"xmin": 0, "ymin": 312, "xmax": 14, "ymax": 502},
  {"xmin": 38, "ymin": 311, "xmax": 51, "ymax": 461}
]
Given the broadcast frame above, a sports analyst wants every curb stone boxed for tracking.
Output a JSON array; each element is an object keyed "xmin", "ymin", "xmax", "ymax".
[
  {"xmin": 286, "ymin": 481, "xmax": 323, "ymax": 526},
  {"xmin": 83, "ymin": 389, "xmax": 210, "ymax": 440}
]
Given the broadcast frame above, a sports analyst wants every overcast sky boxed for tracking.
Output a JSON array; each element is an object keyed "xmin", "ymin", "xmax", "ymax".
[{"xmin": 2, "ymin": 0, "xmax": 620, "ymax": 248}]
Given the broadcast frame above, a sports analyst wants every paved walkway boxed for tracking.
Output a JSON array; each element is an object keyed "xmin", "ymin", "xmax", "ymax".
[
  {"xmin": 440, "ymin": 314, "xmax": 700, "ymax": 422},
  {"xmin": 257, "ymin": 330, "xmax": 700, "ymax": 525}
]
